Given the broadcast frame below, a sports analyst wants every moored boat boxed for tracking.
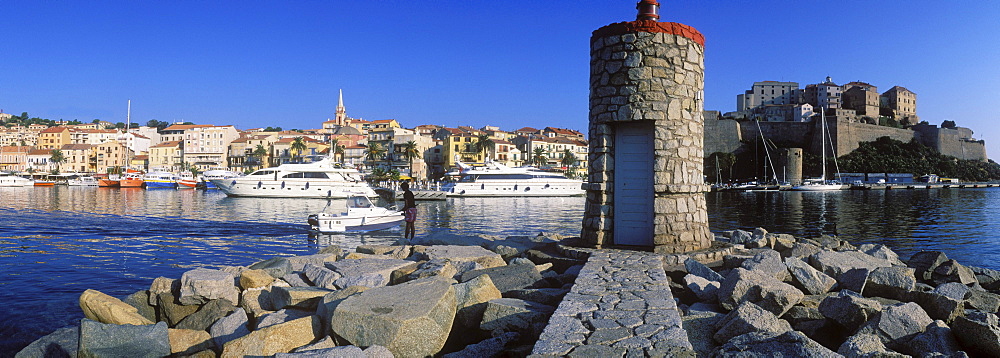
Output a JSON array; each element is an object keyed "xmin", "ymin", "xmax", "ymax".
[
  {"xmin": 0, "ymin": 172, "xmax": 33, "ymax": 187},
  {"xmin": 68, "ymin": 176, "xmax": 100, "ymax": 186},
  {"xmin": 119, "ymin": 172, "xmax": 145, "ymax": 188},
  {"xmin": 440, "ymin": 160, "xmax": 584, "ymax": 197},
  {"xmin": 199, "ymin": 169, "xmax": 241, "ymax": 189},
  {"xmin": 211, "ymin": 158, "xmax": 375, "ymax": 198},
  {"xmin": 790, "ymin": 110, "xmax": 845, "ymax": 191},
  {"xmin": 33, "ymin": 180, "xmax": 55, "ymax": 186},
  {"xmin": 143, "ymin": 171, "xmax": 178, "ymax": 189},
  {"xmin": 307, "ymin": 196, "xmax": 404, "ymax": 233},
  {"xmin": 177, "ymin": 172, "xmax": 198, "ymax": 188},
  {"xmin": 97, "ymin": 175, "xmax": 121, "ymax": 187}
]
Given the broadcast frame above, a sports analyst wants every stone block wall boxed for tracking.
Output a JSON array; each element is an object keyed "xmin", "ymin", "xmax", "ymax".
[
  {"xmin": 582, "ymin": 20, "xmax": 713, "ymax": 254},
  {"xmin": 704, "ymin": 119, "xmax": 742, "ymax": 156}
]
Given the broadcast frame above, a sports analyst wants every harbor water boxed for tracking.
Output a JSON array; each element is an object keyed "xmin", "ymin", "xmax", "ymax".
[{"xmin": 2, "ymin": 186, "xmax": 1000, "ymax": 354}]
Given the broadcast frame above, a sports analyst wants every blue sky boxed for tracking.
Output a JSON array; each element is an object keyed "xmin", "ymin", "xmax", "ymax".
[{"xmin": 4, "ymin": 1, "xmax": 1000, "ymax": 159}]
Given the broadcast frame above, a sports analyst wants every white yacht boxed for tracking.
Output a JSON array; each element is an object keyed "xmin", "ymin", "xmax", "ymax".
[
  {"xmin": 441, "ymin": 161, "xmax": 584, "ymax": 197},
  {"xmin": 211, "ymin": 158, "xmax": 376, "ymax": 198},
  {"xmin": 67, "ymin": 176, "xmax": 100, "ymax": 186},
  {"xmin": 307, "ymin": 196, "xmax": 404, "ymax": 233},
  {"xmin": 0, "ymin": 172, "xmax": 33, "ymax": 187}
]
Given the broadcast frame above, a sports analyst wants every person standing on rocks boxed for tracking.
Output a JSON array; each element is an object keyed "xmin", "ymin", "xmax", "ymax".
[{"xmin": 401, "ymin": 180, "xmax": 416, "ymax": 239}]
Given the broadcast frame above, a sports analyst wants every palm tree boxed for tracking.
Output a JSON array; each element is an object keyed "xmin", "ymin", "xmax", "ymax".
[
  {"xmin": 560, "ymin": 149, "xmax": 577, "ymax": 168},
  {"xmin": 333, "ymin": 143, "xmax": 345, "ymax": 164},
  {"xmin": 472, "ymin": 134, "xmax": 495, "ymax": 162},
  {"xmin": 49, "ymin": 149, "xmax": 65, "ymax": 174},
  {"xmin": 401, "ymin": 140, "xmax": 420, "ymax": 177},
  {"xmin": 329, "ymin": 138, "xmax": 343, "ymax": 163},
  {"xmin": 252, "ymin": 144, "xmax": 268, "ymax": 169},
  {"xmin": 365, "ymin": 142, "xmax": 386, "ymax": 169},
  {"xmin": 290, "ymin": 137, "xmax": 308, "ymax": 162},
  {"xmin": 532, "ymin": 147, "xmax": 547, "ymax": 167}
]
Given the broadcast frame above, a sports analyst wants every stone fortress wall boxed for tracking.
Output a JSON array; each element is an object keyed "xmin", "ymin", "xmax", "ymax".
[{"xmin": 704, "ymin": 116, "xmax": 988, "ymax": 161}]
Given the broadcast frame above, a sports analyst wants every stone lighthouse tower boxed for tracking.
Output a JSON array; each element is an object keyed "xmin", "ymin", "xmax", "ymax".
[{"xmin": 581, "ymin": 0, "xmax": 712, "ymax": 253}]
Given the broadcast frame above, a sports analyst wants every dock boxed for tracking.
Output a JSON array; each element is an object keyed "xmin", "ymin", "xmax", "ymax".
[
  {"xmin": 850, "ymin": 182, "xmax": 999, "ymax": 190},
  {"xmin": 373, "ymin": 187, "xmax": 447, "ymax": 201}
]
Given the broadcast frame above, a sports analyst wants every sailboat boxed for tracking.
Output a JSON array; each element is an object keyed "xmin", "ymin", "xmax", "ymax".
[
  {"xmin": 118, "ymin": 100, "xmax": 145, "ymax": 188},
  {"xmin": 752, "ymin": 120, "xmax": 781, "ymax": 191},
  {"xmin": 791, "ymin": 110, "xmax": 845, "ymax": 191}
]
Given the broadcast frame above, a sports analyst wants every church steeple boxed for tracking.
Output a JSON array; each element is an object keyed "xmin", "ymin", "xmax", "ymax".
[{"xmin": 335, "ymin": 89, "xmax": 347, "ymax": 126}]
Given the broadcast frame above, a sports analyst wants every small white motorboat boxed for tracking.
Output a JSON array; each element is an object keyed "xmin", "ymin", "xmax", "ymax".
[
  {"xmin": 308, "ymin": 196, "xmax": 404, "ymax": 233},
  {"xmin": 68, "ymin": 176, "xmax": 100, "ymax": 186}
]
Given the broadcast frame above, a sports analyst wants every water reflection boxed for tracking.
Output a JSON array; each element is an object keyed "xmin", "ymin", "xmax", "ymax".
[{"xmin": 707, "ymin": 188, "xmax": 1000, "ymax": 270}]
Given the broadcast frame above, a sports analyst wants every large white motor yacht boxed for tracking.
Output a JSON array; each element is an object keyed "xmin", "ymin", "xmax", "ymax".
[
  {"xmin": 0, "ymin": 172, "xmax": 33, "ymax": 187},
  {"xmin": 441, "ymin": 161, "xmax": 584, "ymax": 197},
  {"xmin": 212, "ymin": 158, "xmax": 376, "ymax": 198}
]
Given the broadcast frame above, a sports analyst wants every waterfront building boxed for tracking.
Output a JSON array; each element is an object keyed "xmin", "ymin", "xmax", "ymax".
[
  {"xmin": 515, "ymin": 136, "xmax": 587, "ymax": 169},
  {"xmin": 58, "ymin": 144, "xmax": 92, "ymax": 173},
  {"xmin": 168, "ymin": 124, "xmax": 240, "ymax": 170},
  {"xmin": 367, "ymin": 122, "xmax": 406, "ymax": 157},
  {"xmin": 441, "ymin": 130, "xmax": 482, "ymax": 169},
  {"xmin": 26, "ymin": 148, "xmax": 51, "ymax": 172},
  {"xmin": 389, "ymin": 130, "xmax": 435, "ymax": 179},
  {"xmin": 342, "ymin": 145, "xmax": 367, "ymax": 168},
  {"xmin": 228, "ymin": 133, "xmax": 277, "ymax": 171},
  {"xmin": 0, "ymin": 146, "xmax": 30, "ymax": 172},
  {"xmin": 272, "ymin": 136, "xmax": 327, "ymax": 164},
  {"xmin": 226, "ymin": 136, "xmax": 252, "ymax": 171},
  {"xmin": 491, "ymin": 140, "xmax": 523, "ymax": 168},
  {"xmin": 149, "ymin": 141, "xmax": 183, "ymax": 172},
  {"xmin": 131, "ymin": 154, "xmax": 149, "ymax": 171},
  {"xmin": 91, "ymin": 141, "xmax": 131, "ymax": 174}
]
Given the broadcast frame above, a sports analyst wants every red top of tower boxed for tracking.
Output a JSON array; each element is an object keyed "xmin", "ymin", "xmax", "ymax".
[{"xmin": 592, "ymin": 1, "xmax": 705, "ymax": 47}]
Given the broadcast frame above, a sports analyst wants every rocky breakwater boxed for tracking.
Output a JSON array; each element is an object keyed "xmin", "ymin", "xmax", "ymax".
[
  {"xmin": 16, "ymin": 231, "xmax": 586, "ymax": 358},
  {"xmin": 674, "ymin": 228, "xmax": 1000, "ymax": 357}
]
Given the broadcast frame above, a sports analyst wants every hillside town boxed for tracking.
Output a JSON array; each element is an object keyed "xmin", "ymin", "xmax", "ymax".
[{"xmin": 0, "ymin": 91, "xmax": 589, "ymax": 180}]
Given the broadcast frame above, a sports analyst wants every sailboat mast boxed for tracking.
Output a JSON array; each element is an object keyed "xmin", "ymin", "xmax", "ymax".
[
  {"xmin": 715, "ymin": 155, "xmax": 721, "ymax": 184},
  {"xmin": 126, "ymin": 99, "xmax": 131, "ymax": 130},
  {"xmin": 125, "ymin": 100, "xmax": 132, "ymax": 173},
  {"xmin": 821, "ymin": 110, "xmax": 826, "ymax": 181}
]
